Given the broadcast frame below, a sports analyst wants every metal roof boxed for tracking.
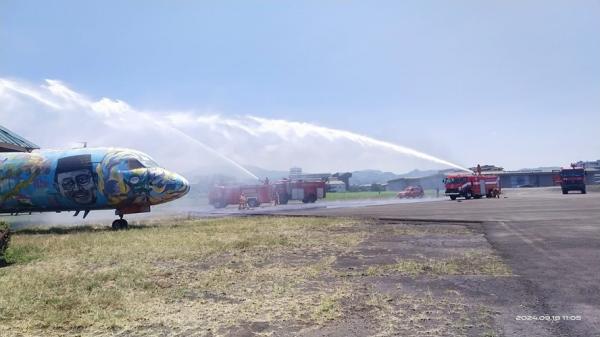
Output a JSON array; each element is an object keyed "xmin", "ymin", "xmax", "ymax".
[{"xmin": 0, "ymin": 125, "xmax": 39, "ymax": 152}]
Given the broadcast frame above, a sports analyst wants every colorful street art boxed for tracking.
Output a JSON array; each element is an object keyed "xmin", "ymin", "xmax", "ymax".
[{"xmin": 0, "ymin": 148, "xmax": 189, "ymax": 215}]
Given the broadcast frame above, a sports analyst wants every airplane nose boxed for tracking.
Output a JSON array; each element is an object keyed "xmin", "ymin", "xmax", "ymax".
[
  {"xmin": 175, "ymin": 173, "xmax": 191, "ymax": 196},
  {"xmin": 147, "ymin": 169, "xmax": 191, "ymax": 205}
]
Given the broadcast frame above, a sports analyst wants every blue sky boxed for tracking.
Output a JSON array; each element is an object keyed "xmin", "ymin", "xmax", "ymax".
[{"xmin": 1, "ymin": 1, "xmax": 599, "ymax": 170}]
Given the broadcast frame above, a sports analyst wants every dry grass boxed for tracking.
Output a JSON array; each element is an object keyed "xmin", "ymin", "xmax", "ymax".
[
  {"xmin": 0, "ymin": 217, "xmax": 508, "ymax": 336},
  {"xmin": 364, "ymin": 252, "xmax": 512, "ymax": 277},
  {"xmin": 0, "ymin": 217, "xmax": 361, "ymax": 336},
  {"xmin": 365, "ymin": 291, "xmax": 497, "ymax": 337},
  {"xmin": 382, "ymin": 223, "xmax": 473, "ymax": 236}
]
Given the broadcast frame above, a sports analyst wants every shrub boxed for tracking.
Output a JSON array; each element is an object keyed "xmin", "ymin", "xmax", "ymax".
[{"xmin": 0, "ymin": 221, "xmax": 10, "ymax": 265}]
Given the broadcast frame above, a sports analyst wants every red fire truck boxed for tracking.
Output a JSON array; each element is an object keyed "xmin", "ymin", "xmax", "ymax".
[
  {"xmin": 208, "ymin": 180, "xmax": 326, "ymax": 208},
  {"xmin": 443, "ymin": 174, "xmax": 500, "ymax": 200},
  {"xmin": 273, "ymin": 180, "xmax": 326, "ymax": 204}
]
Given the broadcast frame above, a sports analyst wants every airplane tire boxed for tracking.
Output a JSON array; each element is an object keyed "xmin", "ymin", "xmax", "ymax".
[{"xmin": 112, "ymin": 219, "xmax": 128, "ymax": 230}]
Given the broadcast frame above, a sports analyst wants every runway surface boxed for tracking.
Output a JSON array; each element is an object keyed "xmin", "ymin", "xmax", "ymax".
[{"xmin": 269, "ymin": 187, "xmax": 600, "ymax": 337}]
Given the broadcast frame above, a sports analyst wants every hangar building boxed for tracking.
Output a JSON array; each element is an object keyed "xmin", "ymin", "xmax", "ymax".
[
  {"xmin": 386, "ymin": 172, "xmax": 447, "ymax": 191},
  {"xmin": 496, "ymin": 169, "xmax": 600, "ymax": 187},
  {"xmin": 0, "ymin": 125, "xmax": 39, "ymax": 152}
]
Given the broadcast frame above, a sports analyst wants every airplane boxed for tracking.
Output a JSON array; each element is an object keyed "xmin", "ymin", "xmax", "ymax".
[{"xmin": 0, "ymin": 147, "xmax": 190, "ymax": 229}]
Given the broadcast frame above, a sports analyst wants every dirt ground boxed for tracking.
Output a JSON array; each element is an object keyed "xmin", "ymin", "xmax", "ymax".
[{"xmin": 226, "ymin": 219, "xmax": 530, "ymax": 337}]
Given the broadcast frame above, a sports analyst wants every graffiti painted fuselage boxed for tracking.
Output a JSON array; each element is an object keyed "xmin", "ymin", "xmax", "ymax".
[{"xmin": 0, "ymin": 148, "xmax": 189, "ymax": 215}]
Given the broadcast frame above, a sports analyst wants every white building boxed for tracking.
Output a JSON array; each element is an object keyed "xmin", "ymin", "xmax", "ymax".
[{"xmin": 327, "ymin": 180, "xmax": 347, "ymax": 192}]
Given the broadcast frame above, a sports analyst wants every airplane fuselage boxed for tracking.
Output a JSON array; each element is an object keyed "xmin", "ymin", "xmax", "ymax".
[{"xmin": 0, "ymin": 148, "xmax": 189, "ymax": 216}]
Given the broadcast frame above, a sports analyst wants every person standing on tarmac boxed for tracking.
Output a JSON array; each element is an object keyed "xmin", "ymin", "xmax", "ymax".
[{"xmin": 239, "ymin": 192, "xmax": 247, "ymax": 210}]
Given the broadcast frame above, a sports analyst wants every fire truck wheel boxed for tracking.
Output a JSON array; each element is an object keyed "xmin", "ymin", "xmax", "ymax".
[
  {"xmin": 582, "ymin": 188, "xmax": 586, "ymax": 194},
  {"xmin": 279, "ymin": 193, "xmax": 289, "ymax": 204},
  {"xmin": 465, "ymin": 191, "xmax": 472, "ymax": 200},
  {"xmin": 562, "ymin": 189, "xmax": 568, "ymax": 195},
  {"xmin": 247, "ymin": 199, "xmax": 259, "ymax": 208},
  {"xmin": 450, "ymin": 196, "xmax": 457, "ymax": 201}
]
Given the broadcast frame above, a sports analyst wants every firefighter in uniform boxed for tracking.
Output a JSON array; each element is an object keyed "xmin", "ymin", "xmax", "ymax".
[{"xmin": 239, "ymin": 192, "xmax": 247, "ymax": 210}]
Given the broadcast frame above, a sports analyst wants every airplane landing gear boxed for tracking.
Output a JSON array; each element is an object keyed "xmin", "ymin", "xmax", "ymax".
[{"xmin": 112, "ymin": 215, "xmax": 128, "ymax": 230}]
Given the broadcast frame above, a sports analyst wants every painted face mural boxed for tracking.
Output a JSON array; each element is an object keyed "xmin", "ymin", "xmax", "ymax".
[{"xmin": 54, "ymin": 154, "xmax": 97, "ymax": 205}]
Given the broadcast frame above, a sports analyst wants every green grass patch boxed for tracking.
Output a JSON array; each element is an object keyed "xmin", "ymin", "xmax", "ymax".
[{"xmin": 2, "ymin": 244, "xmax": 43, "ymax": 264}]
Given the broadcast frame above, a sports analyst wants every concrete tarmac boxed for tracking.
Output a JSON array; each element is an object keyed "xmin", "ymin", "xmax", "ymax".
[{"xmin": 273, "ymin": 187, "xmax": 600, "ymax": 337}]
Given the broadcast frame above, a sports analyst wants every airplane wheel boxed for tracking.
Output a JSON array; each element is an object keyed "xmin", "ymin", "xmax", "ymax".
[{"xmin": 112, "ymin": 219, "xmax": 128, "ymax": 230}]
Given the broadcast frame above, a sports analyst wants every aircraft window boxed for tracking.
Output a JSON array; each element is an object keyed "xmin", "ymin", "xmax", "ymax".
[
  {"xmin": 127, "ymin": 159, "xmax": 145, "ymax": 169},
  {"xmin": 139, "ymin": 156, "xmax": 159, "ymax": 168}
]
